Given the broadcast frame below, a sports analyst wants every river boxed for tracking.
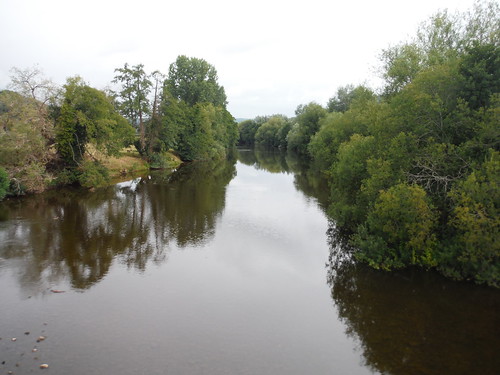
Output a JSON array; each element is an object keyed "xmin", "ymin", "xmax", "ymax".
[{"xmin": 0, "ymin": 148, "xmax": 498, "ymax": 375}]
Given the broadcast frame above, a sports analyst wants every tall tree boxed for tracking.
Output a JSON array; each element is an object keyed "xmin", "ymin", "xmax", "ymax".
[
  {"xmin": 113, "ymin": 63, "xmax": 152, "ymax": 152},
  {"xmin": 165, "ymin": 56, "xmax": 227, "ymax": 107},
  {"xmin": 147, "ymin": 70, "xmax": 166, "ymax": 154}
]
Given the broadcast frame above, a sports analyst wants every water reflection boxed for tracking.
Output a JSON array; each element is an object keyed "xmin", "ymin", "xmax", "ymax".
[
  {"xmin": 0, "ymin": 158, "xmax": 236, "ymax": 293},
  {"xmin": 326, "ymin": 226, "xmax": 500, "ymax": 375},
  {"xmin": 238, "ymin": 147, "xmax": 330, "ymax": 211}
]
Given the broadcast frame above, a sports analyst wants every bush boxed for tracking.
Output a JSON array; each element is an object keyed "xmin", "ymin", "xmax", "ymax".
[
  {"xmin": 78, "ymin": 161, "xmax": 109, "ymax": 188},
  {"xmin": 0, "ymin": 167, "xmax": 9, "ymax": 200},
  {"xmin": 444, "ymin": 152, "xmax": 500, "ymax": 287},
  {"xmin": 352, "ymin": 183, "xmax": 438, "ymax": 270},
  {"xmin": 149, "ymin": 152, "xmax": 179, "ymax": 169}
]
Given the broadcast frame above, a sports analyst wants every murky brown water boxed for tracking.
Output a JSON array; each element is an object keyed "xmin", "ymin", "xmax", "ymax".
[{"xmin": 0, "ymin": 149, "xmax": 498, "ymax": 375}]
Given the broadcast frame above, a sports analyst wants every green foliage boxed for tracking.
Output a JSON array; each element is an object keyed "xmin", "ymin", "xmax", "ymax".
[
  {"xmin": 306, "ymin": 2, "xmax": 500, "ymax": 286},
  {"xmin": 166, "ymin": 55, "xmax": 227, "ymax": 107},
  {"xmin": 353, "ymin": 183, "xmax": 438, "ymax": 270},
  {"xmin": 287, "ymin": 102, "xmax": 326, "ymax": 154},
  {"xmin": 148, "ymin": 152, "xmax": 179, "ymax": 169},
  {"xmin": 165, "ymin": 102, "xmax": 235, "ymax": 161},
  {"xmin": 112, "ymin": 63, "xmax": 152, "ymax": 152},
  {"xmin": 77, "ymin": 160, "xmax": 110, "ymax": 188},
  {"xmin": 328, "ymin": 134, "xmax": 376, "ymax": 227},
  {"xmin": 327, "ymin": 85, "xmax": 375, "ymax": 113},
  {"xmin": 159, "ymin": 56, "xmax": 236, "ymax": 161},
  {"xmin": 459, "ymin": 42, "xmax": 500, "ymax": 110},
  {"xmin": 0, "ymin": 89, "xmax": 55, "ymax": 194},
  {"xmin": 0, "ymin": 167, "xmax": 9, "ymax": 200},
  {"xmin": 55, "ymin": 77, "xmax": 135, "ymax": 167},
  {"xmin": 381, "ymin": 43, "xmax": 425, "ymax": 97},
  {"xmin": 254, "ymin": 115, "xmax": 290, "ymax": 148},
  {"xmin": 238, "ymin": 119, "xmax": 261, "ymax": 146},
  {"xmin": 445, "ymin": 152, "xmax": 499, "ymax": 286}
]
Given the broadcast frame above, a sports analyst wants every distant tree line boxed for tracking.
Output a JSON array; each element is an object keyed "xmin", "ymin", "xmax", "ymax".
[
  {"xmin": 238, "ymin": 1, "xmax": 499, "ymax": 287},
  {"xmin": 0, "ymin": 56, "xmax": 237, "ymax": 195}
]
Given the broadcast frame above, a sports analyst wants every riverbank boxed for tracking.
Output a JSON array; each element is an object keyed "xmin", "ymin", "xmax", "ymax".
[{"xmin": 96, "ymin": 147, "xmax": 183, "ymax": 184}]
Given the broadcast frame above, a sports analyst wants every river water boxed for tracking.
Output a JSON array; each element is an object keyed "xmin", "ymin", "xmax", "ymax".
[{"xmin": 0, "ymin": 149, "xmax": 498, "ymax": 375}]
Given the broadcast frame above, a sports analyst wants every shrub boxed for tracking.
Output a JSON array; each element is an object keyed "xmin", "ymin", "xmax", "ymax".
[
  {"xmin": 78, "ymin": 161, "xmax": 109, "ymax": 188},
  {"xmin": 0, "ymin": 167, "xmax": 9, "ymax": 200},
  {"xmin": 353, "ymin": 183, "xmax": 438, "ymax": 270}
]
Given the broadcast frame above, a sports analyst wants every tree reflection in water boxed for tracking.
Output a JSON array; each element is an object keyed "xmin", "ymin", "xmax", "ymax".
[
  {"xmin": 238, "ymin": 147, "xmax": 330, "ymax": 212},
  {"xmin": 326, "ymin": 224, "xmax": 500, "ymax": 375},
  {"xmin": 0, "ymin": 158, "xmax": 236, "ymax": 293}
]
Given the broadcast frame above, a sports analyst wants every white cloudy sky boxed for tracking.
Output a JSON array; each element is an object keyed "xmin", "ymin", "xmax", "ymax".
[{"xmin": 0, "ymin": 0, "xmax": 477, "ymax": 118}]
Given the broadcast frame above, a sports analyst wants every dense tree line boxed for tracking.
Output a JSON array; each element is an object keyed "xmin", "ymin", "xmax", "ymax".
[
  {"xmin": 112, "ymin": 56, "xmax": 237, "ymax": 162},
  {"xmin": 0, "ymin": 56, "xmax": 238, "ymax": 195},
  {"xmin": 239, "ymin": 1, "xmax": 499, "ymax": 286}
]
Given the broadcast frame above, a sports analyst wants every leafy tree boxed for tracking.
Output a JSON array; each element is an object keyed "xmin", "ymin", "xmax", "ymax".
[
  {"xmin": 462, "ymin": 0, "xmax": 500, "ymax": 48},
  {"xmin": 165, "ymin": 56, "xmax": 227, "ymax": 107},
  {"xmin": 416, "ymin": 10, "xmax": 461, "ymax": 66},
  {"xmin": 307, "ymin": 112, "xmax": 344, "ymax": 169},
  {"xmin": 113, "ymin": 63, "xmax": 152, "ymax": 152},
  {"xmin": 255, "ymin": 115, "xmax": 289, "ymax": 148},
  {"xmin": 328, "ymin": 134, "xmax": 377, "ymax": 227},
  {"xmin": 327, "ymin": 85, "xmax": 375, "ymax": 113},
  {"xmin": 167, "ymin": 102, "xmax": 235, "ymax": 161},
  {"xmin": 0, "ymin": 90, "xmax": 55, "ymax": 194},
  {"xmin": 459, "ymin": 42, "xmax": 500, "ymax": 110},
  {"xmin": 276, "ymin": 117, "xmax": 292, "ymax": 149},
  {"xmin": 160, "ymin": 56, "xmax": 236, "ymax": 161},
  {"xmin": 380, "ymin": 0, "xmax": 499, "ymax": 97},
  {"xmin": 55, "ymin": 77, "xmax": 135, "ymax": 168},
  {"xmin": 380, "ymin": 43, "xmax": 425, "ymax": 97},
  {"xmin": 353, "ymin": 183, "xmax": 438, "ymax": 270},
  {"xmin": 445, "ymin": 151, "xmax": 499, "ymax": 286},
  {"xmin": 287, "ymin": 102, "xmax": 326, "ymax": 154},
  {"xmin": 309, "ymin": 98, "xmax": 382, "ymax": 170},
  {"xmin": 238, "ymin": 119, "xmax": 261, "ymax": 146}
]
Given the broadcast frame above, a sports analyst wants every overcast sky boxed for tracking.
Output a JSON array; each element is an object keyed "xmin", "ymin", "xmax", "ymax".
[{"xmin": 0, "ymin": 0, "xmax": 478, "ymax": 118}]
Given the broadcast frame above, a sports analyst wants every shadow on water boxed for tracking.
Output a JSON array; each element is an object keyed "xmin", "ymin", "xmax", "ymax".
[
  {"xmin": 0, "ymin": 158, "xmax": 236, "ymax": 293},
  {"xmin": 326, "ymin": 224, "xmax": 500, "ymax": 375}
]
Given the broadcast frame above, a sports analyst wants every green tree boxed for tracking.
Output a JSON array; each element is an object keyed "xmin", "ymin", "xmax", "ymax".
[
  {"xmin": 55, "ymin": 77, "xmax": 135, "ymax": 171},
  {"xmin": 160, "ymin": 56, "xmax": 236, "ymax": 161},
  {"xmin": 327, "ymin": 85, "xmax": 375, "ymax": 113},
  {"xmin": 113, "ymin": 63, "xmax": 152, "ymax": 152},
  {"xmin": 459, "ymin": 42, "xmax": 500, "ymax": 110},
  {"xmin": 287, "ymin": 102, "xmax": 326, "ymax": 154},
  {"xmin": 353, "ymin": 183, "xmax": 438, "ymax": 270},
  {"xmin": 328, "ymin": 134, "xmax": 377, "ymax": 227},
  {"xmin": 238, "ymin": 119, "xmax": 264, "ymax": 146},
  {"xmin": 255, "ymin": 115, "xmax": 289, "ymax": 148},
  {"xmin": 445, "ymin": 151, "xmax": 499, "ymax": 286},
  {"xmin": 0, "ymin": 89, "xmax": 55, "ymax": 194},
  {"xmin": 165, "ymin": 56, "xmax": 227, "ymax": 107},
  {"xmin": 380, "ymin": 43, "xmax": 425, "ymax": 97}
]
